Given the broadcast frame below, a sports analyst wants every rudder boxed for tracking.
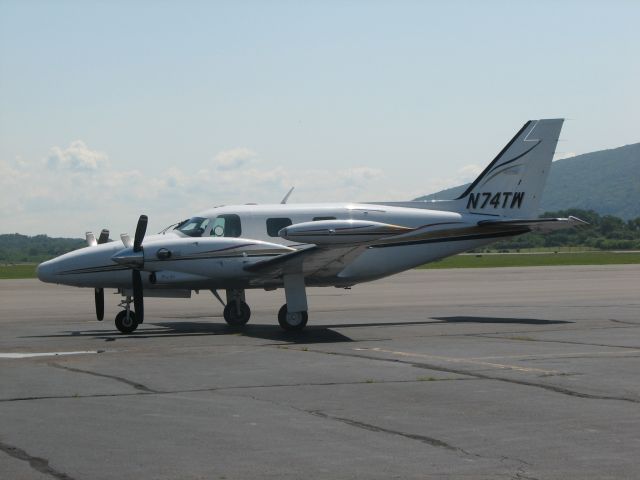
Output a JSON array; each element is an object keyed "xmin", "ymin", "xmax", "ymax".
[{"xmin": 456, "ymin": 119, "xmax": 564, "ymax": 218}]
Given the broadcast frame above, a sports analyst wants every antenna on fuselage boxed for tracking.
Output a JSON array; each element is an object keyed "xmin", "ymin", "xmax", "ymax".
[{"xmin": 280, "ymin": 186, "xmax": 295, "ymax": 204}]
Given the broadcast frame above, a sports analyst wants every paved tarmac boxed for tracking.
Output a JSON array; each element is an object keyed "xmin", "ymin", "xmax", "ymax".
[{"xmin": 1, "ymin": 265, "xmax": 639, "ymax": 479}]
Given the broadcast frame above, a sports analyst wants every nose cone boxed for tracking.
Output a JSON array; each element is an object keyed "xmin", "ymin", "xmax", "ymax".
[{"xmin": 36, "ymin": 259, "xmax": 56, "ymax": 283}]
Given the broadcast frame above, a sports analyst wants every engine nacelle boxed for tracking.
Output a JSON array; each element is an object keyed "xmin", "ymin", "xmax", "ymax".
[
  {"xmin": 113, "ymin": 236, "xmax": 295, "ymax": 272},
  {"xmin": 279, "ymin": 220, "xmax": 413, "ymax": 245}
]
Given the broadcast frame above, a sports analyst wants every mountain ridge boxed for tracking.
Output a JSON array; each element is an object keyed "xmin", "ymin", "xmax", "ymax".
[{"xmin": 415, "ymin": 143, "xmax": 640, "ymax": 220}]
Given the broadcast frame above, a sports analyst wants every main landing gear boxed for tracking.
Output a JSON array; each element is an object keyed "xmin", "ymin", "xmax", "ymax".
[
  {"xmin": 223, "ymin": 289, "xmax": 251, "ymax": 327},
  {"xmin": 278, "ymin": 304, "xmax": 308, "ymax": 331},
  {"xmin": 114, "ymin": 296, "xmax": 139, "ymax": 334},
  {"xmin": 218, "ymin": 279, "xmax": 310, "ymax": 332}
]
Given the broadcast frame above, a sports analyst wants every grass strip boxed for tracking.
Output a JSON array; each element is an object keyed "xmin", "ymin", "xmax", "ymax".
[
  {"xmin": 0, "ymin": 264, "xmax": 38, "ymax": 279},
  {"xmin": 419, "ymin": 252, "xmax": 640, "ymax": 269}
]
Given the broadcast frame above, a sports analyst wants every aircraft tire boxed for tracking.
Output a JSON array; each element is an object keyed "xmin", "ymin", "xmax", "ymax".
[
  {"xmin": 277, "ymin": 304, "xmax": 308, "ymax": 332},
  {"xmin": 223, "ymin": 301, "xmax": 251, "ymax": 327},
  {"xmin": 115, "ymin": 310, "xmax": 138, "ymax": 334}
]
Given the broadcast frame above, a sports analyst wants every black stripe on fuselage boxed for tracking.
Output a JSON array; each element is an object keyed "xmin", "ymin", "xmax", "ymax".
[
  {"xmin": 56, "ymin": 253, "xmax": 284, "ymax": 276},
  {"xmin": 57, "ymin": 265, "xmax": 131, "ymax": 275}
]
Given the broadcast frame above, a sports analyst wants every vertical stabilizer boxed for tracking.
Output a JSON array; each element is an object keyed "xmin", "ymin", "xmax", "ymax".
[{"xmin": 456, "ymin": 119, "xmax": 564, "ymax": 218}]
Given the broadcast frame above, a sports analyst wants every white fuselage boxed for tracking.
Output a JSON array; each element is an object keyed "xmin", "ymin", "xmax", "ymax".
[
  {"xmin": 38, "ymin": 202, "xmax": 506, "ymax": 292},
  {"xmin": 39, "ymin": 203, "xmax": 504, "ymax": 292}
]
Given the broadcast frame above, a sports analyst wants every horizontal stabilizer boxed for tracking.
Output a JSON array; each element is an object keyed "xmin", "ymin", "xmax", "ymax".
[{"xmin": 478, "ymin": 216, "xmax": 588, "ymax": 233}]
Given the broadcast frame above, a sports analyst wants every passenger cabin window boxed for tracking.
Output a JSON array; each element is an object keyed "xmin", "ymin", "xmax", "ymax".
[
  {"xmin": 176, "ymin": 217, "xmax": 209, "ymax": 237},
  {"xmin": 266, "ymin": 218, "xmax": 292, "ymax": 237},
  {"xmin": 312, "ymin": 216, "xmax": 336, "ymax": 221},
  {"xmin": 210, "ymin": 214, "xmax": 242, "ymax": 237}
]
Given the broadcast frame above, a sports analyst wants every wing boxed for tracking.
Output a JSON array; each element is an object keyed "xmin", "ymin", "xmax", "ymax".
[
  {"xmin": 244, "ymin": 244, "xmax": 367, "ymax": 283},
  {"xmin": 245, "ymin": 219, "xmax": 414, "ymax": 283}
]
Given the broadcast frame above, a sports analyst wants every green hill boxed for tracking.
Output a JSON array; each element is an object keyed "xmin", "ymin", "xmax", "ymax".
[
  {"xmin": 415, "ymin": 143, "xmax": 640, "ymax": 220},
  {"xmin": 0, "ymin": 234, "xmax": 84, "ymax": 263}
]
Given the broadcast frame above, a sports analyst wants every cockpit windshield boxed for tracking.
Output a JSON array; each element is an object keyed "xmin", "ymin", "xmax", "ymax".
[{"xmin": 175, "ymin": 216, "xmax": 210, "ymax": 237}]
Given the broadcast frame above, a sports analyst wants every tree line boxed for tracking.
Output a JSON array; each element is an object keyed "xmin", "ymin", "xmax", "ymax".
[
  {"xmin": 489, "ymin": 209, "xmax": 640, "ymax": 251},
  {"xmin": 2, "ymin": 209, "xmax": 639, "ymax": 263}
]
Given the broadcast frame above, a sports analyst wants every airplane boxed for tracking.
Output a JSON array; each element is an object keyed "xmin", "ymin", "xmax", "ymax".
[{"xmin": 37, "ymin": 119, "xmax": 586, "ymax": 334}]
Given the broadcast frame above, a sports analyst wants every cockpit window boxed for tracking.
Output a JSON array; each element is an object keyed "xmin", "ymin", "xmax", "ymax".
[
  {"xmin": 210, "ymin": 214, "xmax": 242, "ymax": 238},
  {"xmin": 175, "ymin": 217, "xmax": 210, "ymax": 237}
]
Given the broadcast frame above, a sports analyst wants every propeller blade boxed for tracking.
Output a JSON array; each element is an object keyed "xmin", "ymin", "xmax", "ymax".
[
  {"xmin": 86, "ymin": 232, "xmax": 97, "ymax": 247},
  {"xmin": 132, "ymin": 270, "xmax": 144, "ymax": 323},
  {"xmin": 120, "ymin": 233, "xmax": 133, "ymax": 248},
  {"xmin": 95, "ymin": 288, "xmax": 104, "ymax": 321},
  {"xmin": 133, "ymin": 215, "xmax": 148, "ymax": 253},
  {"xmin": 97, "ymin": 229, "xmax": 110, "ymax": 244}
]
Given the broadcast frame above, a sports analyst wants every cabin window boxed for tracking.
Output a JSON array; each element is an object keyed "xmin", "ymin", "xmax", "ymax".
[
  {"xmin": 312, "ymin": 216, "xmax": 336, "ymax": 221},
  {"xmin": 266, "ymin": 218, "xmax": 292, "ymax": 237},
  {"xmin": 210, "ymin": 214, "xmax": 242, "ymax": 237}
]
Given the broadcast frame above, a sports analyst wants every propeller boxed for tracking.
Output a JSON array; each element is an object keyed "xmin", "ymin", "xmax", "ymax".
[
  {"xmin": 95, "ymin": 287, "xmax": 104, "ymax": 321},
  {"xmin": 131, "ymin": 215, "xmax": 147, "ymax": 323},
  {"xmin": 97, "ymin": 229, "xmax": 110, "ymax": 244},
  {"xmin": 110, "ymin": 215, "xmax": 148, "ymax": 323},
  {"xmin": 87, "ymin": 228, "xmax": 110, "ymax": 321}
]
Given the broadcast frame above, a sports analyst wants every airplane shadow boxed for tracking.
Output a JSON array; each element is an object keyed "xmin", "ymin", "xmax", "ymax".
[
  {"xmin": 151, "ymin": 322, "xmax": 354, "ymax": 343},
  {"xmin": 24, "ymin": 321, "xmax": 354, "ymax": 344},
  {"xmin": 23, "ymin": 316, "xmax": 571, "ymax": 343},
  {"xmin": 312, "ymin": 316, "xmax": 573, "ymax": 329},
  {"xmin": 432, "ymin": 316, "xmax": 572, "ymax": 325}
]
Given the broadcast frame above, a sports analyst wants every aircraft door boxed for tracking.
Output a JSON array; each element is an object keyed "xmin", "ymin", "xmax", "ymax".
[{"xmin": 210, "ymin": 214, "xmax": 243, "ymax": 238}]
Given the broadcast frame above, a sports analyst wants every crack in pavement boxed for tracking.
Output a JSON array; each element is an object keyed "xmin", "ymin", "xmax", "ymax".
[
  {"xmin": 610, "ymin": 319, "xmax": 640, "ymax": 326},
  {"xmin": 0, "ymin": 440, "xmax": 76, "ymax": 480},
  {"xmin": 47, "ymin": 362, "xmax": 159, "ymax": 393},
  {"xmin": 215, "ymin": 389, "xmax": 533, "ymax": 474},
  {"xmin": 36, "ymin": 346, "xmax": 640, "ymax": 405},
  {"xmin": 307, "ymin": 409, "xmax": 463, "ymax": 452},
  {"xmin": 0, "ymin": 377, "xmax": 475, "ymax": 403},
  {"xmin": 474, "ymin": 334, "xmax": 640, "ymax": 350},
  {"xmin": 217, "ymin": 389, "xmax": 473, "ymax": 456},
  {"xmin": 297, "ymin": 348, "xmax": 640, "ymax": 404}
]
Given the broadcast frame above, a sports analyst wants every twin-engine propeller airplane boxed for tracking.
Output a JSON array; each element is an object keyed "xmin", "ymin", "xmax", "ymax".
[{"xmin": 38, "ymin": 119, "xmax": 586, "ymax": 333}]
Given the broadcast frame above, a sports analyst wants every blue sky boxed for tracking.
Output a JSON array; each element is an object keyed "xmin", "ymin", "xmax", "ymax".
[{"xmin": 1, "ymin": 0, "xmax": 638, "ymax": 236}]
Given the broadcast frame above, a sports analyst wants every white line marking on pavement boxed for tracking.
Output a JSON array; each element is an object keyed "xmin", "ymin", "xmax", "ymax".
[
  {"xmin": 0, "ymin": 351, "xmax": 102, "ymax": 359},
  {"xmin": 354, "ymin": 347, "xmax": 559, "ymax": 374}
]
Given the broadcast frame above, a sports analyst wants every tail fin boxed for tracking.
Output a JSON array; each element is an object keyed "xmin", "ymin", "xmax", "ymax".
[{"xmin": 456, "ymin": 119, "xmax": 563, "ymax": 218}]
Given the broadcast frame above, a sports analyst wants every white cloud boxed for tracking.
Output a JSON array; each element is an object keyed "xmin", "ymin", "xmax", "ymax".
[
  {"xmin": 338, "ymin": 167, "xmax": 382, "ymax": 187},
  {"xmin": 212, "ymin": 147, "xmax": 257, "ymax": 171},
  {"xmin": 456, "ymin": 164, "xmax": 483, "ymax": 182},
  {"xmin": 0, "ymin": 142, "xmax": 435, "ymax": 236},
  {"xmin": 46, "ymin": 140, "xmax": 109, "ymax": 172}
]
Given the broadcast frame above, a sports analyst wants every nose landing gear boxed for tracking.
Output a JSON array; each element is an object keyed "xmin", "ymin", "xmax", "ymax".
[{"xmin": 114, "ymin": 296, "xmax": 139, "ymax": 334}]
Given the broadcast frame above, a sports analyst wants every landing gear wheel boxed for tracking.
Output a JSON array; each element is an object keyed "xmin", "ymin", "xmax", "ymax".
[
  {"xmin": 278, "ymin": 304, "xmax": 308, "ymax": 332},
  {"xmin": 115, "ymin": 310, "xmax": 138, "ymax": 334},
  {"xmin": 223, "ymin": 301, "xmax": 251, "ymax": 327}
]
